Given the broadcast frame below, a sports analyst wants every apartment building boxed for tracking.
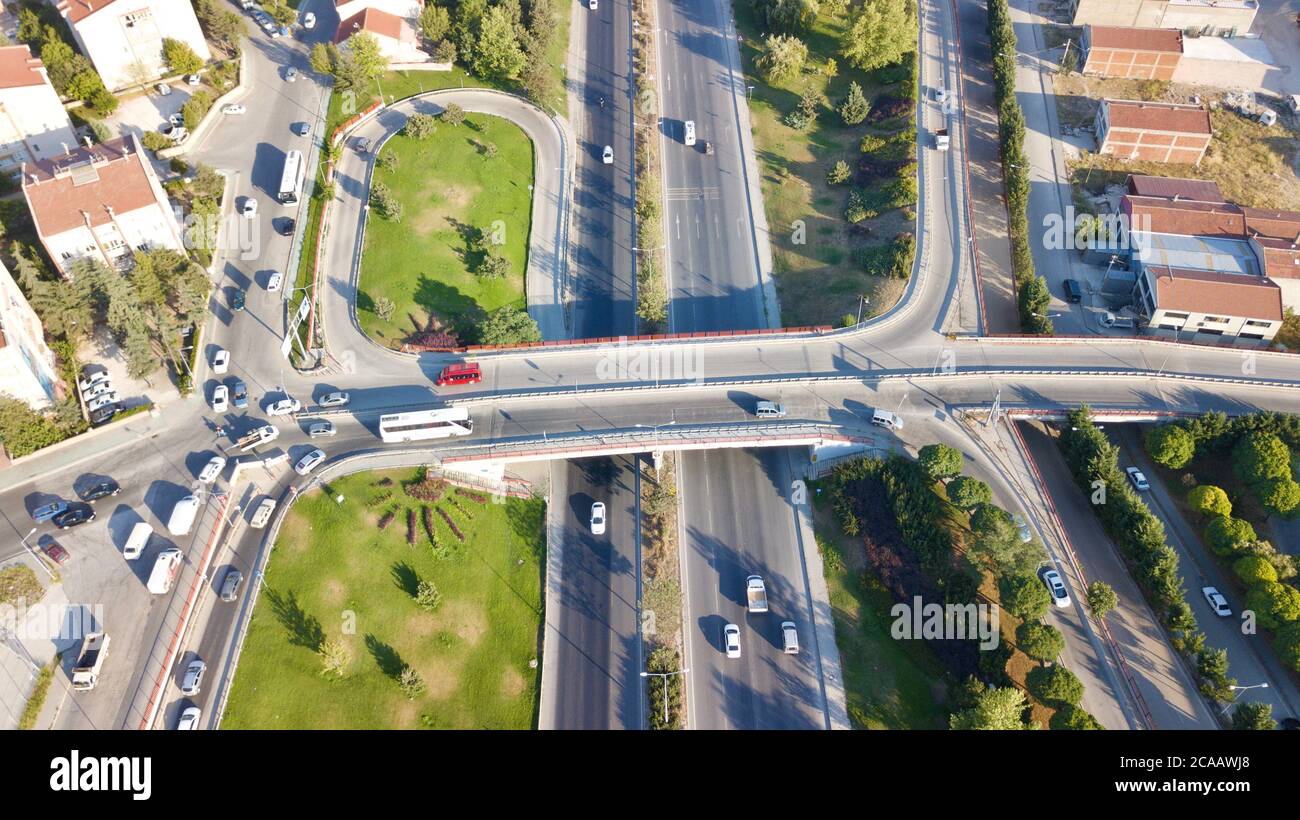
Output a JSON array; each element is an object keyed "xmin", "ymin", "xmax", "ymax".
[
  {"xmin": 53, "ymin": 0, "xmax": 211, "ymax": 91},
  {"xmin": 1095, "ymin": 99, "xmax": 1212, "ymax": 165},
  {"xmin": 0, "ymin": 258, "xmax": 60, "ymax": 407},
  {"xmin": 0, "ymin": 45, "xmax": 79, "ymax": 176}
]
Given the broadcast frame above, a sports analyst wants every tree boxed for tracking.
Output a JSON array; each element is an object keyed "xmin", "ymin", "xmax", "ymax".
[
  {"xmin": 471, "ymin": 6, "xmax": 526, "ymax": 81},
  {"xmin": 999, "ymin": 572, "xmax": 1051, "ymax": 621},
  {"xmin": 1196, "ymin": 646, "xmax": 1236, "ymax": 701},
  {"xmin": 970, "ymin": 505, "xmax": 1042, "ymax": 576},
  {"xmin": 452, "ymin": 0, "xmax": 489, "ymax": 64},
  {"xmin": 1145, "ymin": 424, "xmax": 1194, "ymax": 469},
  {"xmin": 478, "ymin": 255, "xmax": 511, "ymax": 279},
  {"xmin": 404, "ymin": 113, "xmax": 438, "ymax": 139},
  {"xmin": 947, "ymin": 476, "xmax": 992, "ymax": 510},
  {"xmin": 415, "ymin": 579, "xmax": 442, "ymax": 611},
  {"xmin": 918, "ymin": 443, "xmax": 962, "ymax": 481},
  {"xmin": 440, "ymin": 103, "xmax": 466, "ymax": 127},
  {"xmin": 1204, "ymin": 516, "xmax": 1257, "ymax": 556},
  {"xmin": 479, "ymin": 305, "xmax": 542, "ymax": 345},
  {"xmin": 1258, "ymin": 477, "xmax": 1300, "ymax": 517},
  {"xmin": 1278, "ymin": 621, "xmax": 1300, "ymax": 672},
  {"xmin": 398, "ymin": 665, "xmax": 425, "ymax": 699},
  {"xmin": 1016, "ymin": 621, "xmax": 1063, "ymax": 662},
  {"xmin": 1233, "ymin": 431, "xmax": 1291, "ymax": 485},
  {"xmin": 826, "ymin": 160, "xmax": 851, "ymax": 185},
  {"xmin": 1231, "ymin": 700, "xmax": 1276, "ymax": 730},
  {"xmin": 1085, "ymin": 580, "xmax": 1118, "ymax": 619},
  {"xmin": 1050, "ymin": 703, "xmax": 1103, "ymax": 730},
  {"xmin": 756, "ymin": 34, "xmax": 807, "ymax": 84},
  {"xmin": 336, "ymin": 32, "xmax": 386, "ymax": 90},
  {"xmin": 264, "ymin": 0, "xmax": 296, "ymax": 27},
  {"xmin": 949, "ymin": 686, "xmax": 1036, "ymax": 730},
  {"xmin": 839, "ymin": 80, "xmax": 870, "ymax": 125},
  {"xmin": 373, "ymin": 296, "xmax": 396, "ymax": 323},
  {"xmin": 420, "ymin": 4, "xmax": 452, "ymax": 45},
  {"xmin": 1244, "ymin": 581, "xmax": 1300, "ymax": 630},
  {"xmin": 0, "ymin": 397, "xmax": 66, "ymax": 458},
  {"xmin": 162, "ymin": 38, "xmax": 203, "ymax": 75},
  {"xmin": 1027, "ymin": 664, "xmax": 1084, "ymax": 706},
  {"xmin": 756, "ymin": 0, "xmax": 820, "ymax": 34},
  {"xmin": 840, "ymin": 0, "xmax": 914, "ymax": 71},
  {"xmin": 310, "ymin": 42, "xmax": 338, "ymax": 75},
  {"xmin": 318, "ymin": 639, "xmax": 350, "ymax": 676},
  {"xmin": 1187, "ymin": 485, "xmax": 1232, "ymax": 518},
  {"xmin": 1233, "ymin": 554, "xmax": 1278, "ymax": 587},
  {"xmin": 783, "ymin": 87, "xmax": 823, "ymax": 130}
]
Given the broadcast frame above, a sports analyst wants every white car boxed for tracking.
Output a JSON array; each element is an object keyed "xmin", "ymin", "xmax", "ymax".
[
  {"xmin": 308, "ymin": 421, "xmax": 336, "ymax": 438},
  {"xmin": 78, "ymin": 370, "xmax": 110, "ymax": 392},
  {"xmin": 249, "ymin": 497, "xmax": 277, "ymax": 529},
  {"xmin": 266, "ymin": 271, "xmax": 283, "ymax": 291},
  {"xmin": 602, "ymin": 145, "xmax": 614, "ymax": 165},
  {"xmin": 723, "ymin": 623, "xmax": 741, "ymax": 659},
  {"xmin": 212, "ymin": 348, "xmax": 230, "ymax": 374},
  {"xmin": 241, "ymin": 198, "xmax": 258, "ymax": 218},
  {"xmin": 180, "ymin": 659, "xmax": 206, "ymax": 696},
  {"xmin": 1125, "ymin": 467, "xmax": 1150, "ymax": 491},
  {"xmin": 318, "ymin": 391, "xmax": 350, "ymax": 408},
  {"xmin": 1202, "ymin": 586, "xmax": 1232, "ymax": 617},
  {"xmin": 267, "ymin": 397, "xmax": 301, "ymax": 416},
  {"xmin": 934, "ymin": 87, "xmax": 949, "ymax": 104},
  {"xmin": 186, "ymin": 73, "xmax": 201, "ymax": 86},
  {"xmin": 294, "ymin": 448, "xmax": 326, "ymax": 476},
  {"xmin": 1042, "ymin": 569, "xmax": 1071, "ymax": 609},
  {"xmin": 168, "ymin": 112, "xmax": 185, "ymax": 128},
  {"xmin": 303, "ymin": 12, "xmax": 316, "ymax": 28},
  {"xmin": 1011, "ymin": 512, "xmax": 1032, "ymax": 543},
  {"xmin": 590, "ymin": 502, "xmax": 606, "ymax": 535},
  {"xmin": 285, "ymin": 67, "xmax": 298, "ymax": 82},
  {"xmin": 176, "ymin": 706, "xmax": 201, "ymax": 730},
  {"xmin": 83, "ymin": 380, "xmax": 115, "ymax": 400},
  {"xmin": 198, "ymin": 455, "xmax": 226, "ymax": 485},
  {"xmin": 211, "ymin": 384, "xmax": 229, "ymax": 413},
  {"xmin": 589, "ymin": 0, "xmax": 597, "ymax": 8},
  {"xmin": 221, "ymin": 103, "xmax": 247, "ymax": 115},
  {"xmin": 87, "ymin": 393, "xmax": 119, "ymax": 412},
  {"xmin": 683, "ymin": 119, "xmax": 696, "ymax": 146}
]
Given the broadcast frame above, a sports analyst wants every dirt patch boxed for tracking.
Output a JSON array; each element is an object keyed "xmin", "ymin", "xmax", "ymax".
[
  {"xmin": 391, "ymin": 697, "xmax": 421, "ymax": 727},
  {"xmin": 403, "ymin": 611, "xmax": 439, "ymax": 638},
  {"xmin": 417, "ymin": 655, "xmax": 465, "ymax": 700},
  {"xmin": 429, "ymin": 599, "xmax": 488, "ymax": 646},
  {"xmin": 409, "ymin": 185, "xmax": 478, "ymax": 235},
  {"xmin": 501, "ymin": 665, "xmax": 526, "ymax": 699},
  {"xmin": 320, "ymin": 578, "xmax": 346, "ymax": 606}
]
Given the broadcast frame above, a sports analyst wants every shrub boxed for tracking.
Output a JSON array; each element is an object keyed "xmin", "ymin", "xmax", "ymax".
[
  {"xmin": 477, "ymin": 254, "xmax": 511, "ymax": 279},
  {"xmin": 1277, "ymin": 621, "xmax": 1300, "ymax": 672},
  {"xmin": 414, "ymin": 579, "xmax": 442, "ymax": 611},
  {"xmin": 1258, "ymin": 477, "xmax": 1300, "ymax": 517},
  {"xmin": 918, "ymin": 443, "xmax": 963, "ymax": 481},
  {"xmin": 1026, "ymin": 664, "xmax": 1083, "ymax": 706},
  {"xmin": 1204, "ymin": 516, "xmax": 1257, "ymax": 555},
  {"xmin": 1233, "ymin": 431, "xmax": 1291, "ymax": 485},
  {"xmin": 182, "ymin": 89, "xmax": 215, "ymax": 130},
  {"xmin": 1244, "ymin": 581, "xmax": 1300, "ymax": 630},
  {"xmin": 947, "ymin": 476, "xmax": 992, "ymax": 510},
  {"xmin": 1050, "ymin": 703, "xmax": 1103, "ymax": 729},
  {"xmin": 826, "ymin": 160, "xmax": 851, "ymax": 185},
  {"xmin": 999, "ymin": 573, "xmax": 1051, "ymax": 621},
  {"xmin": 398, "ymin": 665, "xmax": 425, "ymax": 699},
  {"xmin": 0, "ymin": 565, "xmax": 45, "ymax": 606},
  {"xmin": 1145, "ymin": 424, "xmax": 1195, "ymax": 469},
  {"xmin": 1233, "ymin": 554, "xmax": 1278, "ymax": 587},
  {"xmin": 1187, "ymin": 485, "xmax": 1231, "ymax": 518},
  {"xmin": 404, "ymin": 112, "xmax": 437, "ymax": 139},
  {"xmin": 1231, "ymin": 701, "xmax": 1276, "ymax": 730},
  {"xmin": 141, "ymin": 131, "xmax": 172, "ymax": 153},
  {"xmin": 1016, "ymin": 621, "xmax": 1064, "ymax": 662},
  {"xmin": 839, "ymin": 80, "xmax": 869, "ymax": 124},
  {"xmin": 440, "ymin": 103, "xmax": 466, "ymax": 126}
]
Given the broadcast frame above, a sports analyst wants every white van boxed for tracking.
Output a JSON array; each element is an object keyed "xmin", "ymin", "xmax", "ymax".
[
  {"xmin": 870, "ymin": 408, "xmax": 904, "ymax": 430},
  {"xmin": 683, "ymin": 120, "xmax": 696, "ymax": 146},
  {"xmin": 755, "ymin": 400, "xmax": 787, "ymax": 418},
  {"xmin": 781, "ymin": 621, "xmax": 799, "ymax": 655},
  {"xmin": 167, "ymin": 495, "xmax": 201, "ymax": 536},
  {"xmin": 124, "ymin": 522, "xmax": 152, "ymax": 560},
  {"xmin": 147, "ymin": 548, "xmax": 183, "ymax": 595}
]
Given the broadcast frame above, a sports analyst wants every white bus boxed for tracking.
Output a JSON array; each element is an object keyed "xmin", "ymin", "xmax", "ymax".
[
  {"xmin": 278, "ymin": 149, "xmax": 304, "ymax": 206},
  {"xmin": 378, "ymin": 408, "xmax": 474, "ymax": 443}
]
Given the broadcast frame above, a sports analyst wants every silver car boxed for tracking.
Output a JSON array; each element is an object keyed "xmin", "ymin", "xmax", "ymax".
[
  {"xmin": 308, "ymin": 421, "xmax": 336, "ymax": 438},
  {"xmin": 318, "ymin": 391, "xmax": 350, "ymax": 407},
  {"xmin": 180, "ymin": 659, "xmax": 206, "ymax": 696},
  {"xmin": 294, "ymin": 448, "xmax": 326, "ymax": 475}
]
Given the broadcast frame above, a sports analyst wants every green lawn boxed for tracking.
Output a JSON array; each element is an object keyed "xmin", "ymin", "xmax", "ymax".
[
  {"xmin": 811, "ymin": 495, "xmax": 949, "ymax": 729},
  {"xmin": 356, "ymin": 111, "xmax": 534, "ymax": 347},
  {"xmin": 222, "ymin": 469, "xmax": 546, "ymax": 729}
]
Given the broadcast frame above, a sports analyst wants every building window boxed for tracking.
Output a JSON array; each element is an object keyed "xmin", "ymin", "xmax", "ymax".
[
  {"xmin": 1244, "ymin": 320, "xmax": 1272, "ymax": 328},
  {"xmin": 1162, "ymin": 311, "xmax": 1189, "ymax": 321},
  {"xmin": 1203, "ymin": 315, "xmax": 1229, "ymax": 323}
]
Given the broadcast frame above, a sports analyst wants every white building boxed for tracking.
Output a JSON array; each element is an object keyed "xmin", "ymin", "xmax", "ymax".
[
  {"xmin": 0, "ymin": 258, "xmax": 60, "ymax": 408},
  {"xmin": 0, "ymin": 45, "xmax": 79, "ymax": 176},
  {"xmin": 334, "ymin": 0, "xmax": 430, "ymax": 64},
  {"xmin": 22, "ymin": 134, "xmax": 185, "ymax": 276},
  {"xmin": 53, "ymin": 0, "xmax": 212, "ymax": 91}
]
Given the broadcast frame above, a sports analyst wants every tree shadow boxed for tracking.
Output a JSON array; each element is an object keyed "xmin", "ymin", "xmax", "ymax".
[
  {"xmin": 365, "ymin": 633, "xmax": 405, "ymax": 679},
  {"xmin": 505, "ymin": 496, "xmax": 546, "ymax": 561},
  {"xmin": 391, "ymin": 560, "xmax": 419, "ymax": 598},
  {"xmin": 264, "ymin": 587, "xmax": 324, "ymax": 651}
]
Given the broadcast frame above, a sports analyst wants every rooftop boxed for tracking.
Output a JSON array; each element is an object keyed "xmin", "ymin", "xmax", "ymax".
[
  {"xmin": 0, "ymin": 45, "xmax": 48, "ymax": 90},
  {"xmin": 1103, "ymin": 99, "xmax": 1212, "ymax": 135},
  {"xmin": 54, "ymin": 0, "xmax": 120, "ymax": 25},
  {"xmin": 1125, "ymin": 195, "xmax": 1245, "ymax": 238},
  {"xmin": 1181, "ymin": 35, "xmax": 1275, "ymax": 65},
  {"xmin": 335, "ymin": 8, "xmax": 405, "ymax": 43},
  {"xmin": 22, "ymin": 136, "xmax": 165, "ymax": 238},
  {"xmin": 1126, "ymin": 175, "xmax": 1224, "ymax": 203},
  {"xmin": 1132, "ymin": 230, "xmax": 1260, "ymax": 277},
  {"xmin": 1148, "ymin": 265, "xmax": 1282, "ymax": 321},
  {"xmin": 1086, "ymin": 25, "xmax": 1184, "ymax": 53}
]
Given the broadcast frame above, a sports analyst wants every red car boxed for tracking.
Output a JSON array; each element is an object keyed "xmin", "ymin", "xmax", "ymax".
[
  {"xmin": 44, "ymin": 543, "xmax": 71, "ymax": 565},
  {"xmin": 435, "ymin": 362, "xmax": 482, "ymax": 387}
]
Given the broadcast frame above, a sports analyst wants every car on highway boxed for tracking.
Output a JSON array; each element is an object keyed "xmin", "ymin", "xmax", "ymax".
[
  {"xmin": 683, "ymin": 119, "xmax": 695, "ymax": 145},
  {"xmin": 79, "ymin": 480, "xmax": 121, "ymax": 503},
  {"xmin": 221, "ymin": 103, "xmax": 246, "ymax": 115},
  {"xmin": 435, "ymin": 362, "xmax": 482, "ymax": 387},
  {"xmin": 318, "ymin": 391, "xmax": 350, "ymax": 407},
  {"xmin": 1041, "ymin": 569, "xmax": 1071, "ymax": 608},
  {"xmin": 1011, "ymin": 512, "xmax": 1032, "ymax": 543},
  {"xmin": 53, "ymin": 504, "xmax": 96, "ymax": 530},
  {"xmin": 176, "ymin": 706, "xmax": 201, "ymax": 730},
  {"xmin": 249, "ymin": 498, "xmax": 277, "ymax": 529},
  {"xmin": 781, "ymin": 621, "xmax": 799, "ymax": 654},
  {"xmin": 308, "ymin": 421, "xmax": 336, "ymax": 438},
  {"xmin": 44, "ymin": 542, "xmax": 71, "ymax": 566},
  {"xmin": 32, "ymin": 500, "xmax": 69, "ymax": 523},
  {"xmin": 356, "ymin": 136, "xmax": 372, "ymax": 154},
  {"xmin": 199, "ymin": 455, "xmax": 226, "ymax": 484},
  {"xmin": 1125, "ymin": 467, "xmax": 1150, "ymax": 491},
  {"xmin": 755, "ymin": 400, "xmax": 786, "ymax": 418},
  {"xmin": 303, "ymin": 12, "xmax": 316, "ymax": 28},
  {"xmin": 294, "ymin": 448, "xmax": 326, "ymax": 475},
  {"xmin": 231, "ymin": 379, "xmax": 248, "ymax": 409},
  {"xmin": 285, "ymin": 66, "xmax": 297, "ymax": 82},
  {"xmin": 702, "ymin": 139, "xmax": 713, "ymax": 155},
  {"xmin": 180, "ymin": 659, "xmax": 206, "ymax": 696},
  {"xmin": 267, "ymin": 397, "xmax": 301, "ymax": 416},
  {"xmin": 241, "ymin": 198, "xmax": 258, "ymax": 218},
  {"xmin": 723, "ymin": 623, "xmax": 741, "ymax": 659},
  {"xmin": 267, "ymin": 271, "xmax": 283, "ymax": 291},
  {"xmin": 212, "ymin": 348, "xmax": 230, "ymax": 374},
  {"xmin": 590, "ymin": 502, "xmax": 606, "ymax": 535},
  {"xmin": 211, "ymin": 384, "xmax": 229, "ymax": 413},
  {"xmin": 220, "ymin": 569, "xmax": 244, "ymax": 601},
  {"xmin": 231, "ymin": 289, "xmax": 246, "ymax": 312},
  {"xmin": 602, "ymin": 145, "xmax": 614, "ymax": 164},
  {"xmin": 1202, "ymin": 586, "xmax": 1232, "ymax": 617}
]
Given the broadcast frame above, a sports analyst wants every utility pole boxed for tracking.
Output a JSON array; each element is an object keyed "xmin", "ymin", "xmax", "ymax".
[{"xmin": 989, "ymin": 388, "xmax": 1002, "ymax": 427}]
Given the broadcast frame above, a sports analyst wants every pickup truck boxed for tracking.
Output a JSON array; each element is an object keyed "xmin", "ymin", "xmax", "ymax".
[
  {"xmin": 236, "ymin": 424, "xmax": 280, "ymax": 452},
  {"xmin": 746, "ymin": 575, "xmax": 769, "ymax": 613},
  {"xmin": 935, "ymin": 128, "xmax": 950, "ymax": 151},
  {"xmin": 71, "ymin": 633, "xmax": 110, "ymax": 691}
]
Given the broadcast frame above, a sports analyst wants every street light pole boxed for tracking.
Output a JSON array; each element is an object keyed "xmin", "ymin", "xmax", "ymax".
[
  {"xmin": 1220, "ymin": 682, "xmax": 1270, "ymax": 716},
  {"xmin": 640, "ymin": 668, "xmax": 689, "ymax": 725}
]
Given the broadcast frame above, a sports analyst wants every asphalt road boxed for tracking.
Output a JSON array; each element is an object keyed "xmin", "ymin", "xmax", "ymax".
[{"xmin": 542, "ymin": 457, "xmax": 642, "ymax": 728}]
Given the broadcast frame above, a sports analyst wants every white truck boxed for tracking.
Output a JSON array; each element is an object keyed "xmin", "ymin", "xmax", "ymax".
[
  {"xmin": 147, "ymin": 548, "xmax": 184, "ymax": 595},
  {"xmin": 71, "ymin": 633, "xmax": 110, "ymax": 691},
  {"xmin": 236, "ymin": 424, "xmax": 280, "ymax": 452},
  {"xmin": 935, "ymin": 128, "xmax": 950, "ymax": 151},
  {"xmin": 746, "ymin": 575, "xmax": 769, "ymax": 613}
]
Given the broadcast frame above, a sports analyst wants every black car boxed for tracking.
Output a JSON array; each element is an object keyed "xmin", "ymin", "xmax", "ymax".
[
  {"xmin": 231, "ymin": 290, "xmax": 246, "ymax": 311},
  {"xmin": 79, "ymin": 480, "xmax": 121, "ymax": 502},
  {"xmin": 52, "ymin": 503, "xmax": 96, "ymax": 529},
  {"xmin": 278, "ymin": 218, "xmax": 296, "ymax": 236},
  {"xmin": 89, "ymin": 404, "xmax": 120, "ymax": 427},
  {"xmin": 1062, "ymin": 278, "xmax": 1083, "ymax": 304}
]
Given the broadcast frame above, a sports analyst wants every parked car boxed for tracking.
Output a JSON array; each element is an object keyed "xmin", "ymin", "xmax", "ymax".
[
  {"xmin": 723, "ymin": 623, "xmax": 741, "ymax": 659},
  {"xmin": 231, "ymin": 379, "xmax": 248, "ymax": 409},
  {"xmin": 590, "ymin": 502, "xmax": 606, "ymax": 535},
  {"xmin": 176, "ymin": 706, "xmax": 201, "ymax": 730},
  {"xmin": 156, "ymin": 82, "xmax": 171, "ymax": 96},
  {"xmin": 267, "ymin": 398, "xmax": 301, "ymax": 416},
  {"xmin": 241, "ymin": 198, "xmax": 258, "ymax": 218},
  {"xmin": 220, "ymin": 569, "xmax": 244, "ymax": 602},
  {"xmin": 294, "ymin": 448, "xmax": 326, "ymax": 475},
  {"xmin": 79, "ymin": 480, "xmax": 121, "ymax": 503},
  {"xmin": 267, "ymin": 271, "xmax": 283, "ymax": 291},
  {"xmin": 1202, "ymin": 586, "xmax": 1232, "ymax": 617},
  {"xmin": 161, "ymin": 124, "xmax": 188, "ymax": 143},
  {"xmin": 44, "ymin": 542, "xmax": 71, "ymax": 566},
  {"xmin": 285, "ymin": 66, "xmax": 297, "ymax": 82},
  {"xmin": 32, "ymin": 501, "xmax": 69, "ymax": 523},
  {"xmin": 211, "ymin": 384, "xmax": 229, "ymax": 413},
  {"xmin": 212, "ymin": 348, "xmax": 230, "ymax": 374},
  {"xmin": 199, "ymin": 455, "xmax": 226, "ymax": 485},
  {"xmin": 89, "ymin": 405, "xmax": 120, "ymax": 427},
  {"xmin": 168, "ymin": 113, "xmax": 185, "ymax": 128},
  {"xmin": 221, "ymin": 103, "xmax": 247, "ymax": 115},
  {"xmin": 303, "ymin": 12, "xmax": 316, "ymax": 29},
  {"xmin": 180, "ymin": 659, "xmax": 206, "ymax": 696},
  {"xmin": 186, "ymin": 73, "xmax": 201, "ymax": 86},
  {"xmin": 77, "ymin": 370, "xmax": 110, "ymax": 392},
  {"xmin": 83, "ymin": 380, "xmax": 115, "ymax": 400},
  {"xmin": 590, "ymin": 0, "xmax": 597, "ymax": 8},
  {"xmin": 602, "ymin": 145, "xmax": 614, "ymax": 164},
  {"xmin": 1041, "ymin": 569, "xmax": 1071, "ymax": 608},
  {"xmin": 1125, "ymin": 467, "xmax": 1150, "ymax": 491},
  {"xmin": 87, "ymin": 393, "xmax": 119, "ymax": 413},
  {"xmin": 318, "ymin": 391, "xmax": 349, "ymax": 408},
  {"xmin": 277, "ymin": 25, "xmax": 291, "ymax": 38},
  {"xmin": 249, "ymin": 498, "xmax": 276, "ymax": 529},
  {"xmin": 1062, "ymin": 278, "xmax": 1083, "ymax": 303},
  {"xmin": 231, "ymin": 289, "xmax": 246, "ymax": 312},
  {"xmin": 53, "ymin": 504, "xmax": 96, "ymax": 530},
  {"xmin": 277, "ymin": 219, "xmax": 295, "ymax": 236},
  {"xmin": 294, "ymin": 122, "xmax": 310, "ymax": 136},
  {"xmin": 308, "ymin": 421, "xmax": 336, "ymax": 438}
]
